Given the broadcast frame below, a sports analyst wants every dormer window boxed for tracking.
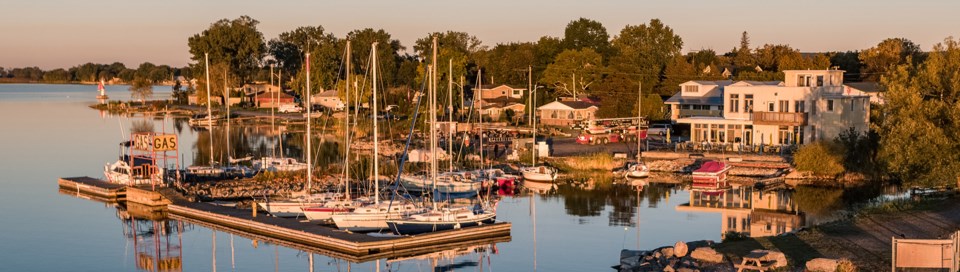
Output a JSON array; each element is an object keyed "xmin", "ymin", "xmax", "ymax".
[
  {"xmin": 684, "ymin": 85, "xmax": 699, "ymax": 93},
  {"xmin": 798, "ymin": 75, "xmax": 812, "ymax": 87}
]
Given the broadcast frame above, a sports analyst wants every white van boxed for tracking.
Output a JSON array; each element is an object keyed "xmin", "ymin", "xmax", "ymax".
[{"xmin": 278, "ymin": 104, "xmax": 303, "ymax": 113}]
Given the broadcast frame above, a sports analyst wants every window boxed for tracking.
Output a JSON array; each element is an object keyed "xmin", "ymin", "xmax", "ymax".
[
  {"xmin": 816, "ymin": 75, "xmax": 824, "ymax": 87},
  {"xmin": 513, "ymin": 90, "xmax": 522, "ymax": 96},
  {"xmin": 767, "ymin": 102, "xmax": 774, "ymax": 112},
  {"xmin": 684, "ymin": 85, "xmax": 699, "ymax": 93},
  {"xmin": 793, "ymin": 126, "xmax": 804, "ymax": 144},
  {"xmin": 778, "ymin": 126, "xmax": 791, "ymax": 144},
  {"xmin": 797, "ymin": 75, "xmax": 812, "ymax": 87},
  {"xmin": 550, "ymin": 110, "xmax": 557, "ymax": 119},
  {"xmin": 744, "ymin": 95, "xmax": 754, "ymax": 113},
  {"xmin": 794, "ymin": 100, "xmax": 805, "ymax": 113},
  {"xmin": 567, "ymin": 111, "xmax": 574, "ymax": 119},
  {"xmin": 779, "ymin": 100, "xmax": 789, "ymax": 113},
  {"xmin": 730, "ymin": 94, "xmax": 740, "ymax": 113},
  {"xmin": 827, "ymin": 100, "xmax": 835, "ymax": 112},
  {"xmin": 680, "ymin": 104, "xmax": 691, "ymax": 110}
]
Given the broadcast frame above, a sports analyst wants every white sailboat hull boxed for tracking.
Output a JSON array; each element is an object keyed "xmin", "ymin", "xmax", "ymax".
[{"xmin": 520, "ymin": 166, "xmax": 557, "ymax": 182}]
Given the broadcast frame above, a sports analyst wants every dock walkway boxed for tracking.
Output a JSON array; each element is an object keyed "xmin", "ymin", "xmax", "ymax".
[{"xmin": 59, "ymin": 177, "xmax": 512, "ymax": 259}]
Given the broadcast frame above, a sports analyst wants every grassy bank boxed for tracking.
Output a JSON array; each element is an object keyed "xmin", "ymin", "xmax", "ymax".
[{"xmin": 550, "ymin": 152, "xmax": 618, "ymax": 172}]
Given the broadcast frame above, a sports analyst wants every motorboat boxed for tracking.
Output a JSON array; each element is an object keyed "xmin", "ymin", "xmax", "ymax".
[
  {"xmin": 623, "ymin": 161, "xmax": 649, "ymax": 179},
  {"xmin": 520, "ymin": 165, "xmax": 557, "ymax": 182},
  {"xmin": 253, "ymin": 156, "xmax": 308, "ymax": 172}
]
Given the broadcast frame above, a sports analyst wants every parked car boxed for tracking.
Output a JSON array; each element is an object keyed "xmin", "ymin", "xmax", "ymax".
[
  {"xmin": 647, "ymin": 123, "xmax": 673, "ymax": 136},
  {"xmin": 278, "ymin": 104, "xmax": 303, "ymax": 113}
]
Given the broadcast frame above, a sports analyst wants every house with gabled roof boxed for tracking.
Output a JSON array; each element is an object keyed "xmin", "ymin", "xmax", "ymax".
[{"xmin": 536, "ymin": 99, "xmax": 599, "ymax": 126}]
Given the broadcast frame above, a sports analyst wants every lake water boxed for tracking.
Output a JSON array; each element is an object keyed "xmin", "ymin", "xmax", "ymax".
[{"xmin": 0, "ymin": 84, "xmax": 883, "ymax": 271}]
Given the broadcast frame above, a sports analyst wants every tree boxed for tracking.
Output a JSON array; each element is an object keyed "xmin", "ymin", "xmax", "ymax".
[
  {"xmin": 268, "ymin": 25, "xmax": 340, "ymax": 88},
  {"xmin": 562, "ymin": 18, "xmax": 611, "ymax": 58},
  {"xmin": 187, "ymin": 16, "xmax": 266, "ymax": 84},
  {"xmin": 609, "ymin": 19, "xmax": 683, "ymax": 95},
  {"xmin": 541, "ymin": 48, "xmax": 605, "ymax": 98},
  {"xmin": 859, "ymin": 38, "xmax": 922, "ymax": 82},
  {"xmin": 129, "ymin": 77, "xmax": 153, "ymax": 102},
  {"xmin": 732, "ymin": 31, "xmax": 756, "ymax": 73},
  {"xmin": 877, "ymin": 37, "xmax": 960, "ymax": 186},
  {"xmin": 346, "ymin": 28, "xmax": 404, "ymax": 87}
]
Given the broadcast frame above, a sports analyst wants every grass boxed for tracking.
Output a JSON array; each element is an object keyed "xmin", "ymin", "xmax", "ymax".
[{"xmin": 551, "ymin": 152, "xmax": 618, "ymax": 172}]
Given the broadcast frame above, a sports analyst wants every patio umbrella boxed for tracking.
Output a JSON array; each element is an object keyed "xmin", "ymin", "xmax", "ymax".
[{"xmin": 666, "ymin": 128, "xmax": 672, "ymax": 144}]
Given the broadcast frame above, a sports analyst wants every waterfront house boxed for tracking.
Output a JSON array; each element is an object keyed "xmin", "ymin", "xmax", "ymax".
[
  {"xmin": 311, "ymin": 90, "xmax": 345, "ymax": 111},
  {"xmin": 665, "ymin": 69, "xmax": 870, "ymax": 145},
  {"xmin": 256, "ymin": 91, "xmax": 296, "ymax": 109},
  {"xmin": 479, "ymin": 100, "xmax": 526, "ymax": 121},
  {"xmin": 536, "ymin": 99, "xmax": 599, "ymax": 126},
  {"xmin": 478, "ymin": 84, "xmax": 526, "ymax": 100}
]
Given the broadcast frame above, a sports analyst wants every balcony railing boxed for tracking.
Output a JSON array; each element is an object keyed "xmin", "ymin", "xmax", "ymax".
[
  {"xmin": 752, "ymin": 112, "xmax": 808, "ymax": 126},
  {"xmin": 678, "ymin": 109, "xmax": 723, "ymax": 118}
]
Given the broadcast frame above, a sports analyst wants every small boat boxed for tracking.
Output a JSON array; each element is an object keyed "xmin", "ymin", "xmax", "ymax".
[
  {"xmin": 183, "ymin": 164, "xmax": 255, "ymax": 182},
  {"xmin": 257, "ymin": 192, "xmax": 343, "ymax": 218},
  {"xmin": 330, "ymin": 202, "xmax": 424, "ymax": 232},
  {"xmin": 387, "ymin": 205, "xmax": 497, "ymax": 235},
  {"xmin": 253, "ymin": 156, "xmax": 308, "ymax": 172},
  {"xmin": 623, "ymin": 162, "xmax": 650, "ymax": 179},
  {"xmin": 188, "ymin": 113, "xmax": 220, "ymax": 127},
  {"xmin": 302, "ymin": 199, "xmax": 367, "ymax": 221},
  {"xmin": 520, "ymin": 165, "xmax": 557, "ymax": 182},
  {"xmin": 104, "ymin": 158, "xmax": 164, "ymax": 185},
  {"xmin": 96, "ymin": 79, "xmax": 109, "ymax": 100},
  {"xmin": 691, "ymin": 160, "xmax": 731, "ymax": 186}
]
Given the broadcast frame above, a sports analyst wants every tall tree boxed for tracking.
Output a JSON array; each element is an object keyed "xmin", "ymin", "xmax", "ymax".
[
  {"xmin": 129, "ymin": 77, "xmax": 153, "ymax": 102},
  {"xmin": 732, "ymin": 31, "xmax": 756, "ymax": 73},
  {"xmin": 878, "ymin": 37, "xmax": 960, "ymax": 186},
  {"xmin": 187, "ymin": 16, "xmax": 266, "ymax": 84},
  {"xmin": 859, "ymin": 38, "xmax": 922, "ymax": 82},
  {"xmin": 609, "ymin": 19, "xmax": 683, "ymax": 95},
  {"xmin": 268, "ymin": 26, "xmax": 339, "ymax": 84},
  {"xmin": 562, "ymin": 18, "xmax": 611, "ymax": 58},
  {"xmin": 346, "ymin": 28, "xmax": 403, "ymax": 87},
  {"xmin": 541, "ymin": 48, "xmax": 605, "ymax": 98}
]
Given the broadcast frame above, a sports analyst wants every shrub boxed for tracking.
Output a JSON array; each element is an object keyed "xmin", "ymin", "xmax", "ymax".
[
  {"xmin": 794, "ymin": 141, "xmax": 845, "ymax": 177},
  {"xmin": 836, "ymin": 258, "xmax": 857, "ymax": 272}
]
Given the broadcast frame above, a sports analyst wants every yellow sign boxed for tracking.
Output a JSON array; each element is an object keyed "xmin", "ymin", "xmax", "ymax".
[
  {"xmin": 152, "ymin": 135, "xmax": 178, "ymax": 151},
  {"xmin": 132, "ymin": 134, "xmax": 152, "ymax": 151}
]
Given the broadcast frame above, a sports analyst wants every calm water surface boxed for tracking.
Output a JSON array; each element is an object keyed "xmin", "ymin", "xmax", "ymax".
[{"xmin": 0, "ymin": 84, "xmax": 876, "ymax": 271}]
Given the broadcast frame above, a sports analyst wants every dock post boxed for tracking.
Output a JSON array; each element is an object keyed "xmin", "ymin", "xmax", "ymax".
[{"xmin": 252, "ymin": 201, "xmax": 257, "ymax": 217}]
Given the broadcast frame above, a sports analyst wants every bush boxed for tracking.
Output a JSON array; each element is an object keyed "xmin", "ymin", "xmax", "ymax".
[
  {"xmin": 836, "ymin": 258, "xmax": 857, "ymax": 272},
  {"xmin": 794, "ymin": 141, "xmax": 845, "ymax": 177}
]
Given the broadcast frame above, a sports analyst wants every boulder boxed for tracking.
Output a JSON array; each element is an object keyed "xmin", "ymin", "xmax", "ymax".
[
  {"xmin": 806, "ymin": 258, "xmax": 839, "ymax": 272},
  {"xmin": 660, "ymin": 247, "xmax": 675, "ymax": 258},
  {"xmin": 690, "ymin": 247, "xmax": 724, "ymax": 263},
  {"xmin": 674, "ymin": 241, "xmax": 689, "ymax": 257},
  {"xmin": 750, "ymin": 249, "xmax": 787, "ymax": 268}
]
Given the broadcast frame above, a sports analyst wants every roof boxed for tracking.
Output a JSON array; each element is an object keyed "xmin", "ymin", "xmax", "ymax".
[
  {"xmin": 684, "ymin": 80, "xmax": 733, "ymax": 86},
  {"xmin": 664, "ymin": 93, "xmax": 724, "ymax": 105},
  {"xmin": 316, "ymin": 90, "xmax": 339, "ymax": 97},
  {"xmin": 730, "ymin": 81, "xmax": 783, "ymax": 87},
  {"xmin": 479, "ymin": 84, "xmax": 526, "ymax": 90},
  {"xmin": 537, "ymin": 100, "xmax": 598, "ymax": 111},
  {"xmin": 844, "ymin": 82, "xmax": 880, "ymax": 93}
]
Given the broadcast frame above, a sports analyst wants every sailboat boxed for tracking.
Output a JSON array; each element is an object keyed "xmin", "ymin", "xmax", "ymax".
[
  {"xmin": 624, "ymin": 82, "xmax": 649, "ymax": 179},
  {"xmin": 387, "ymin": 37, "xmax": 497, "ymax": 235},
  {"xmin": 520, "ymin": 73, "xmax": 557, "ymax": 183},
  {"xmin": 104, "ymin": 141, "xmax": 165, "ymax": 185},
  {"xmin": 257, "ymin": 52, "xmax": 343, "ymax": 218},
  {"xmin": 253, "ymin": 66, "xmax": 308, "ymax": 173},
  {"xmin": 331, "ymin": 42, "xmax": 424, "ymax": 231},
  {"xmin": 96, "ymin": 79, "xmax": 109, "ymax": 100},
  {"xmin": 185, "ymin": 53, "xmax": 254, "ymax": 182}
]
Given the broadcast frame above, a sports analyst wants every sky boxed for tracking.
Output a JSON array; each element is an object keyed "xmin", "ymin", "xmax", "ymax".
[{"xmin": 2, "ymin": 0, "xmax": 958, "ymax": 70}]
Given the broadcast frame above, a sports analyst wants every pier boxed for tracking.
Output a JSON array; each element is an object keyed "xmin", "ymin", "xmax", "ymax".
[{"xmin": 57, "ymin": 176, "xmax": 512, "ymax": 260}]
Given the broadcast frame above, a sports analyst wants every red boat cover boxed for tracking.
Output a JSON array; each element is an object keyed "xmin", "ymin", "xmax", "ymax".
[{"xmin": 695, "ymin": 161, "xmax": 726, "ymax": 173}]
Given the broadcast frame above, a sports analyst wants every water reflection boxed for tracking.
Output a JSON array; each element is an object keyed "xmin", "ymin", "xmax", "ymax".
[
  {"xmin": 676, "ymin": 186, "xmax": 804, "ymax": 239},
  {"xmin": 536, "ymin": 177, "xmax": 683, "ymax": 227}
]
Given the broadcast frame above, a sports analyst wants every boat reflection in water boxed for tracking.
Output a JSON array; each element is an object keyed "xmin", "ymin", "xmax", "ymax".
[{"xmin": 676, "ymin": 185, "xmax": 805, "ymax": 239}]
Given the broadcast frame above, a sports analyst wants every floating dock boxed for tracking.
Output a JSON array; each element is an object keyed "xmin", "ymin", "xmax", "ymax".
[
  {"xmin": 57, "ymin": 176, "xmax": 512, "ymax": 260},
  {"xmin": 58, "ymin": 177, "xmax": 126, "ymax": 200}
]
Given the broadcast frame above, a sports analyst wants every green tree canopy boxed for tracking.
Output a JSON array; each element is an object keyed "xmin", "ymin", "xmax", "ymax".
[
  {"xmin": 562, "ymin": 18, "xmax": 611, "ymax": 58},
  {"xmin": 541, "ymin": 48, "xmax": 605, "ymax": 98},
  {"xmin": 188, "ymin": 15, "xmax": 266, "ymax": 85},
  {"xmin": 609, "ymin": 19, "xmax": 683, "ymax": 95},
  {"xmin": 859, "ymin": 38, "xmax": 923, "ymax": 82}
]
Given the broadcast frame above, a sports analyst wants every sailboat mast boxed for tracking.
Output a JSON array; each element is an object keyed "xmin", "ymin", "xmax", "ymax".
[
  {"xmin": 637, "ymin": 81, "xmax": 642, "ymax": 159},
  {"xmin": 225, "ymin": 72, "xmax": 230, "ymax": 164},
  {"xmin": 270, "ymin": 64, "xmax": 275, "ymax": 158},
  {"xmin": 205, "ymin": 53, "xmax": 214, "ymax": 166},
  {"xmin": 372, "ymin": 42, "xmax": 380, "ymax": 204},
  {"xmin": 448, "ymin": 58, "xmax": 453, "ymax": 173},
  {"xmin": 344, "ymin": 40, "xmax": 351, "ymax": 200},
  {"xmin": 477, "ymin": 69, "xmax": 484, "ymax": 170},
  {"xmin": 278, "ymin": 69, "xmax": 283, "ymax": 158},
  {"xmin": 430, "ymin": 37, "xmax": 438, "ymax": 195},
  {"xmin": 306, "ymin": 52, "xmax": 312, "ymax": 194},
  {"xmin": 529, "ymin": 66, "xmax": 535, "ymax": 167}
]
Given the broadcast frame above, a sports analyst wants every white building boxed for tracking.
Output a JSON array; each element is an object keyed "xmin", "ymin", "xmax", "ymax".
[
  {"xmin": 666, "ymin": 69, "xmax": 870, "ymax": 145},
  {"xmin": 311, "ymin": 90, "xmax": 345, "ymax": 111}
]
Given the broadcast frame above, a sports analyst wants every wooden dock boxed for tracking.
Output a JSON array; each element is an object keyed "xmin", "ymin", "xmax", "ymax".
[
  {"xmin": 58, "ymin": 177, "xmax": 125, "ymax": 200},
  {"xmin": 58, "ymin": 176, "xmax": 513, "ymax": 259}
]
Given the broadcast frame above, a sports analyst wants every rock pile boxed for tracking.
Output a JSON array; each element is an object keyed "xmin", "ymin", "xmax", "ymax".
[
  {"xmin": 179, "ymin": 176, "xmax": 340, "ymax": 199},
  {"xmin": 615, "ymin": 240, "xmax": 731, "ymax": 272}
]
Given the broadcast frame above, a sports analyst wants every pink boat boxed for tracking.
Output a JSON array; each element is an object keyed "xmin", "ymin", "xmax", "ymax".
[{"xmin": 691, "ymin": 161, "xmax": 731, "ymax": 189}]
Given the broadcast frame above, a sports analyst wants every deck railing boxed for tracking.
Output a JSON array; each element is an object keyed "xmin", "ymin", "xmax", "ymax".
[{"xmin": 752, "ymin": 112, "xmax": 807, "ymax": 126}]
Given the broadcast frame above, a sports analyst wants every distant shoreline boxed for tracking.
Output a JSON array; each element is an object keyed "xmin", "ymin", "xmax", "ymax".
[{"xmin": 0, "ymin": 80, "xmax": 174, "ymax": 86}]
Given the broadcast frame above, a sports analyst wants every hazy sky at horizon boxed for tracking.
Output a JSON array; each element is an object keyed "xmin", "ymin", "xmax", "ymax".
[{"xmin": 2, "ymin": 0, "xmax": 958, "ymax": 69}]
